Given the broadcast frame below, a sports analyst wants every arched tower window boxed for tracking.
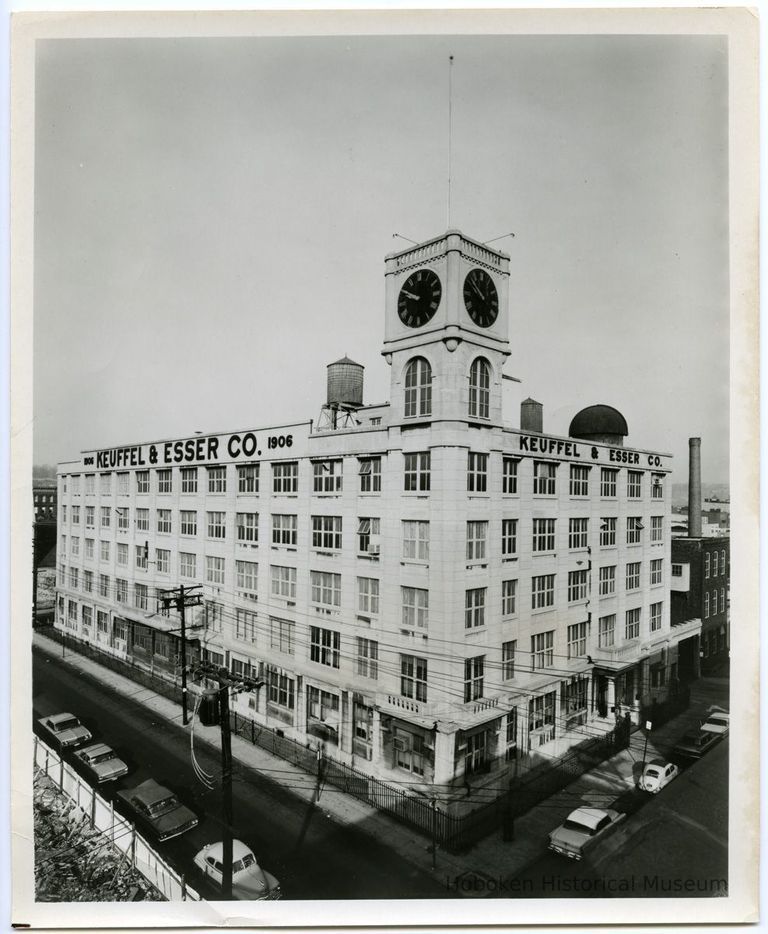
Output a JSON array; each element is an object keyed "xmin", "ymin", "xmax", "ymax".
[
  {"xmin": 404, "ymin": 357, "xmax": 432, "ymax": 419},
  {"xmin": 468, "ymin": 358, "xmax": 491, "ymax": 419}
]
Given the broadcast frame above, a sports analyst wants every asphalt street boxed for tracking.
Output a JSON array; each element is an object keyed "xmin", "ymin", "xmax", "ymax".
[{"xmin": 32, "ymin": 648, "xmax": 449, "ymax": 900}]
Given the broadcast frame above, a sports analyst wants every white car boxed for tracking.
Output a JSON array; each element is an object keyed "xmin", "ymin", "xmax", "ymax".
[
  {"xmin": 639, "ymin": 760, "xmax": 679, "ymax": 794},
  {"xmin": 701, "ymin": 710, "xmax": 730, "ymax": 736},
  {"xmin": 194, "ymin": 840, "xmax": 281, "ymax": 900},
  {"xmin": 548, "ymin": 807, "xmax": 626, "ymax": 860},
  {"xmin": 37, "ymin": 712, "xmax": 92, "ymax": 749}
]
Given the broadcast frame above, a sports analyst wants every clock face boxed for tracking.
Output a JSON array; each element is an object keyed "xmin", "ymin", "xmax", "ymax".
[
  {"xmin": 463, "ymin": 268, "xmax": 499, "ymax": 328},
  {"xmin": 397, "ymin": 269, "xmax": 442, "ymax": 328}
]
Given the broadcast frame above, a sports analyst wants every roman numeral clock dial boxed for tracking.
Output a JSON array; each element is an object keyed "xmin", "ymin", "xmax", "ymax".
[
  {"xmin": 463, "ymin": 268, "xmax": 499, "ymax": 328},
  {"xmin": 397, "ymin": 269, "xmax": 442, "ymax": 328}
]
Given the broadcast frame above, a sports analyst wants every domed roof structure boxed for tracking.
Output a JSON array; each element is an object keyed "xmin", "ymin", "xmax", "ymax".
[{"xmin": 569, "ymin": 404, "xmax": 629, "ymax": 445}]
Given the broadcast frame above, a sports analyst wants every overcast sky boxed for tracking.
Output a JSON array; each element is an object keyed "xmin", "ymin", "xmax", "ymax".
[{"xmin": 33, "ymin": 34, "xmax": 729, "ymax": 482}]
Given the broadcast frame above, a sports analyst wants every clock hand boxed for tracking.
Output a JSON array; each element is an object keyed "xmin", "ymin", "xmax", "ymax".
[
  {"xmin": 470, "ymin": 279, "xmax": 485, "ymax": 302},
  {"xmin": 402, "ymin": 290, "xmax": 420, "ymax": 301}
]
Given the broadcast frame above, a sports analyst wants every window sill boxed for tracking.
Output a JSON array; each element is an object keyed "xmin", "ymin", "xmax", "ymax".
[
  {"xmin": 358, "ymin": 553, "xmax": 380, "ymax": 561},
  {"xmin": 502, "ymin": 556, "xmax": 518, "ymax": 563},
  {"xmin": 532, "ymin": 551, "xmax": 557, "ymax": 558},
  {"xmin": 271, "ymin": 545, "xmax": 298, "ymax": 552},
  {"xmin": 465, "ymin": 562, "xmax": 488, "ymax": 570},
  {"xmin": 400, "ymin": 560, "xmax": 429, "ymax": 568},
  {"xmin": 531, "ymin": 605, "xmax": 556, "ymax": 615}
]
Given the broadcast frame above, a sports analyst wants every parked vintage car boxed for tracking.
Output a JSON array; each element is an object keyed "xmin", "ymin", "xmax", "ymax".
[
  {"xmin": 701, "ymin": 710, "xmax": 730, "ymax": 737},
  {"xmin": 72, "ymin": 743, "xmax": 129, "ymax": 783},
  {"xmin": 638, "ymin": 760, "xmax": 679, "ymax": 794},
  {"xmin": 116, "ymin": 779, "xmax": 198, "ymax": 842},
  {"xmin": 673, "ymin": 729, "xmax": 721, "ymax": 759},
  {"xmin": 548, "ymin": 807, "xmax": 626, "ymax": 860},
  {"xmin": 194, "ymin": 840, "xmax": 282, "ymax": 900},
  {"xmin": 37, "ymin": 712, "xmax": 92, "ymax": 750}
]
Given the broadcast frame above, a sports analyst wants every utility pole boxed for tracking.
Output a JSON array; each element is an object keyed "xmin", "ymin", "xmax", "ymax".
[
  {"xmin": 159, "ymin": 584, "xmax": 203, "ymax": 726},
  {"xmin": 192, "ymin": 660, "xmax": 263, "ymax": 899}
]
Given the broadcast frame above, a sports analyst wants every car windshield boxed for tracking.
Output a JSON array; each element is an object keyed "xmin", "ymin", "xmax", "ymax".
[
  {"xmin": 562, "ymin": 819, "xmax": 593, "ymax": 835},
  {"xmin": 233, "ymin": 853, "xmax": 256, "ymax": 874},
  {"xmin": 53, "ymin": 718, "xmax": 80, "ymax": 732},
  {"xmin": 147, "ymin": 795, "xmax": 178, "ymax": 816},
  {"xmin": 709, "ymin": 716, "xmax": 727, "ymax": 725},
  {"xmin": 644, "ymin": 768, "xmax": 660, "ymax": 778},
  {"xmin": 89, "ymin": 750, "xmax": 116, "ymax": 764}
]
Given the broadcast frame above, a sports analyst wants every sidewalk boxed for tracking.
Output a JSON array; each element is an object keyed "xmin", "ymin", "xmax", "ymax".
[{"xmin": 33, "ymin": 632, "xmax": 727, "ymax": 887}]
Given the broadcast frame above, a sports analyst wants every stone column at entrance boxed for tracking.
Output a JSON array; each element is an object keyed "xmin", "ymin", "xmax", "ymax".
[
  {"xmin": 371, "ymin": 707, "xmax": 382, "ymax": 766},
  {"xmin": 432, "ymin": 723, "xmax": 459, "ymax": 785},
  {"xmin": 607, "ymin": 677, "xmax": 616, "ymax": 716}
]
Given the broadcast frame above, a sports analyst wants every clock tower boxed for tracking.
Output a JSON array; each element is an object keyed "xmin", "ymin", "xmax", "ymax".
[{"xmin": 382, "ymin": 229, "xmax": 511, "ymax": 425}]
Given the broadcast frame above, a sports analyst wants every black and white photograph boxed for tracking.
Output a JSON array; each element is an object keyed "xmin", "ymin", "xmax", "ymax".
[{"xmin": 9, "ymin": 8, "xmax": 760, "ymax": 929}]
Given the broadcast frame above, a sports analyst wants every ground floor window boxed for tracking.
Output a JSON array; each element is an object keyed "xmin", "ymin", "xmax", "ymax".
[
  {"xmin": 528, "ymin": 691, "xmax": 556, "ymax": 737},
  {"xmin": 463, "ymin": 730, "xmax": 489, "ymax": 776},
  {"xmin": 306, "ymin": 686, "xmax": 340, "ymax": 745},
  {"xmin": 561, "ymin": 677, "xmax": 588, "ymax": 729},
  {"xmin": 394, "ymin": 729, "xmax": 427, "ymax": 776},
  {"xmin": 505, "ymin": 709, "xmax": 518, "ymax": 761}
]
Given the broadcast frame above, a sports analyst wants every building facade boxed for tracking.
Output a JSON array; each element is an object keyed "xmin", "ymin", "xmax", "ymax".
[
  {"xmin": 671, "ymin": 536, "xmax": 729, "ymax": 672},
  {"xmin": 54, "ymin": 229, "xmax": 698, "ymax": 797}
]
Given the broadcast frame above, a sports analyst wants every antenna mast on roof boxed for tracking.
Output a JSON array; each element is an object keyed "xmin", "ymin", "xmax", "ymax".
[{"xmin": 447, "ymin": 55, "xmax": 454, "ymax": 229}]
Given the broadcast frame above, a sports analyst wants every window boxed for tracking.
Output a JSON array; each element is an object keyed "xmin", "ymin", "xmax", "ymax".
[
  {"xmin": 85, "ymin": 538, "xmax": 94, "ymax": 560},
  {"xmin": 356, "ymin": 638, "xmax": 379, "ymax": 679},
  {"xmin": 651, "ymin": 516, "xmax": 664, "ymax": 543},
  {"xmin": 467, "ymin": 452, "xmax": 488, "ymax": 493},
  {"xmin": 272, "ymin": 513, "xmax": 297, "ymax": 546},
  {"xmin": 83, "ymin": 570, "xmax": 93, "ymax": 593},
  {"xmin": 62, "ymin": 505, "xmax": 67, "ymax": 524},
  {"xmin": 310, "ymin": 626, "xmax": 340, "ymax": 667},
  {"xmin": 569, "ymin": 517, "xmax": 589, "ymax": 550},
  {"xmin": 311, "ymin": 515, "xmax": 342, "ymax": 550},
  {"xmin": 598, "ymin": 565, "xmax": 616, "ymax": 596},
  {"xmin": 97, "ymin": 506, "xmax": 108, "ymax": 528},
  {"xmin": 156, "ymin": 549, "xmax": 170, "ymax": 574},
  {"xmin": 179, "ymin": 552, "xmax": 196, "ymax": 579},
  {"xmin": 236, "ymin": 560, "xmax": 258, "ymax": 598},
  {"xmin": 204, "ymin": 602, "xmax": 222, "ymax": 632},
  {"xmin": 626, "ymin": 517, "xmax": 643, "ymax": 545},
  {"xmin": 157, "ymin": 509, "xmax": 172, "ymax": 534},
  {"xmin": 650, "ymin": 602, "xmax": 663, "ymax": 632},
  {"xmin": 99, "ymin": 540, "xmax": 110, "ymax": 562},
  {"xmin": 116, "ymin": 473, "xmax": 128, "ymax": 495},
  {"xmin": 533, "ymin": 461, "xmax": 556, "ymax": 495},
  {"xmin": 404, "ymin": 452, "xmax": 431, "ymax": 492},
  {"xmin": 85, "ymin": 506, "xmax": 95, "ymax": 528},
  {"xmin": 704, "ymin": 552, "xmax": 710, "ymax": 578},
  {"xmin": 704, "ymin": 591, "xmax": 710, "ymax": 618},
  {"xmin": 502, "ymin": 518, "xmax": 518, "ymax": 557},
  {"xmin": 468, "ymin": 358, "xmax": 491, "ymax": 419},
  {"xmin": 136, "ymin": 508, "xmax": 149, "ymax": 532},
  {"xmin": 116, "ymin": 579, "xmax": 127, "ymax": 603},
  {"xmin": 532, "ymin": 518, "xmax": 556, "ymax": 553},
  {"xmin": 567, "ymin": 621, "xmax": 588, "ymax": 658},
  {"xmin": 720, "ymin": 549, "xmax": 726, "ymax": 575},
  {"xmin": 600, "ymin": 517, "xmax": 616, "ymax": 547},
  {"xmin": 568, "ymin": 569, "xmax": 588, "ymax": 603},
  {"xmin": 136, "ymin": 471, "xmax": 149, "ymax": 494},
  {"xmin": 625, "ymin": 608, "xmax": 641, "ymax": 640},
  {"xmin": 627, "ymin": 470, "xmax": 642, "ymax": 498},
  {"xmin": 113, "ymin": 618, "xmax": 126, "ymax": 642},
  {"xmin": 531, "ymin": 574, "xmax": 555, "ymax": 609},
  {"xmin": 466, "ymin": 521, "xmax": 487, "ymax": 561},
  {"xmin": 71, "ymin": 536, "xmax": 80, "ymax": 557},
  {"xmin": 60, "ymin": 534, "xmax": 67, "ymax": 555},
  {"xmin": 359, "ymin": 456, "xmax": 382, "ymax": 493},
  {"xmin": 234, "ymin": 608, "xmax": 257, "ymax": 643},
  {"xmin": 464, "ymin": 588, "xmax": 486, "ymax": 629},
  {"xmin": 651, "ymin": 474, "xmax": 664, "ymax": 499},
  {"xmin": 236, "ymin": 512, "xmax": 259, "ymax": 543},
  {"xmin": 529, "ymin": 692, "xmax": 556, "ymax": 732},
  {"xmin": 311, "ymin": 570, "xmax": 341, "ymax": 608},
  {"xmin": 157, "ymin": 469, "xmax": 172, "ymax": 493},
  {"xmin": 237, "ymin": 464, "xmax": 259, "ymax": 493},
  {"xmin": 97, "ymin": 611, "xmax": 109, "ymax": 636},
  {"xmin": 116, "ymin": 543, "xmax": 128, "ymax": 567},
  {"xmin": 180, "ymin": 467, "xmax": 198, "ymax": 493},
  {"xmin": 207, "ymin": 466, "xmax": 227, "ymax": 493},
  {"xmin": 402, "ymin": 586, "xmax": 429, "ymax": 628},
  {"xmin": 712, "ymin": 550, "xmax": 718, "ymax": 575},
  {"xmin": 502, "ymin": 640, "xmax": 516, "ymax": 680},
  {"xmin": 134, "ymin": 544, "xmax": 146, "ymax": 570},
  {"xmin": 273, "ymin": 462, "xmax": 299, "ymax": 494},
  {"xmin": 502, "ymin": 579, "xmax": 517, "ymax": 616},
  {"xmin": 357, "ymin": 577, "xmax": 380, "ymax": 615},
  {"xmin": 531, "ymin": 631, "xmax": 554, "ymax": 670},
  {"xmin": 313, "ymin": 459, "xmax": 343, "ymax": 493},
  {"xmin": 650, "ymin": 558, "xmax": 663, "ymax": 585},
  {"xmin": 270, "ymin": 618, "xmax": 294, "ymax": 654},
  {"xmin": 358, "ymin": 517, "xmax": 381, "ymax": 555},
  {"xmin": 207, "ymin": 511, "xmax": 225, "ymax": 539},
  {"xmin": 67, "ymin": 599, "xmax": 78, "ymax": 627},
  {"xmin": 404, "ymin": 357, "xmax": 432, "ymax": 418},
  {"xmin": 180, "ymin": 510, "xmax": 197, "ymax": 536},
  {"xmin": 712, "ymin": 589, "xmax": 718, "ymax": 615},
  {"xmin": 625, "ymin": 562, "xmax": 641, "ymax": 591},
  {"xmin": 266, "ymin": 666, "xmax": 295, "ymax": 709},
  {"xmin": 271, "ymin": 565, "xmax": 296, "ymax": 600},
  {"xmin": 134, "ymin": 583, "xmax": 148, "ymax": 610},
  {"xmin": 81, "ymin": 605, "xmax": 92, "ymax": 632},
  {"xmin": 464, "ymin": 656, "xmax": 484, "ymax": 702},
  {"xmin": 569, "ymin": 465, "xmax": 590, "ymax": 497},
  {"xmin": 502, "ymin": 457, "xmax": 519, "ymax": 494},
  {"xmin": 72, "ymin": 475, "xmax": 81, "ymax": 495},
  {"xmin": 720, "ymin": 586, "xmax": 726, "ymax": 612},
  {"xmin": 598, "ymin": 614, "xmax": 615, "ymax": 648},
  {"xmin": 402, "ymin": 520, "xmax": 429, "ymax": 561},
  {"xmin": 73, "ymin": 506, "xmax": 81, "ymax": 525},
  {"xmin": 600, "ymin": 468, "xmax": 618, "ymax": 498},
  {"xmin": 85, "ymin": 474, "xmax": 95, "ymax": 494},
  {"xmin": 206, "ymin": 556, "xmax": 225, "ymax": 585},
  {"xmin": 671, "ymin": 563, "xmax": 683, "ymax": 577},
  {"xmin": 116, "ymin": 507, "xmax": 129, "ymax": 531},
  {"xmin": 400, "ymin": 655, "xmax": 428, "ymax": 702}
]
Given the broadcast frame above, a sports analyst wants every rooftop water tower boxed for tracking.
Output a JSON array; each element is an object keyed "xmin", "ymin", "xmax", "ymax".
[{"xmin": 317, "ymin": 356, "xmax": 364, "ymax": 430}]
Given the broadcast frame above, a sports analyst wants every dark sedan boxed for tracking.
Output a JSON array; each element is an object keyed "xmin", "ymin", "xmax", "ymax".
[{"xmin": 116, "ymin": 779, "xmax": 198, "ymax": 842}]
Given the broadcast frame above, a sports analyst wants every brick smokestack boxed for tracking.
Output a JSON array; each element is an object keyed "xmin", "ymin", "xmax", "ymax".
[{"xmin": 688, "ymin": 437, "xmax": 702, "ymax": 538}]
